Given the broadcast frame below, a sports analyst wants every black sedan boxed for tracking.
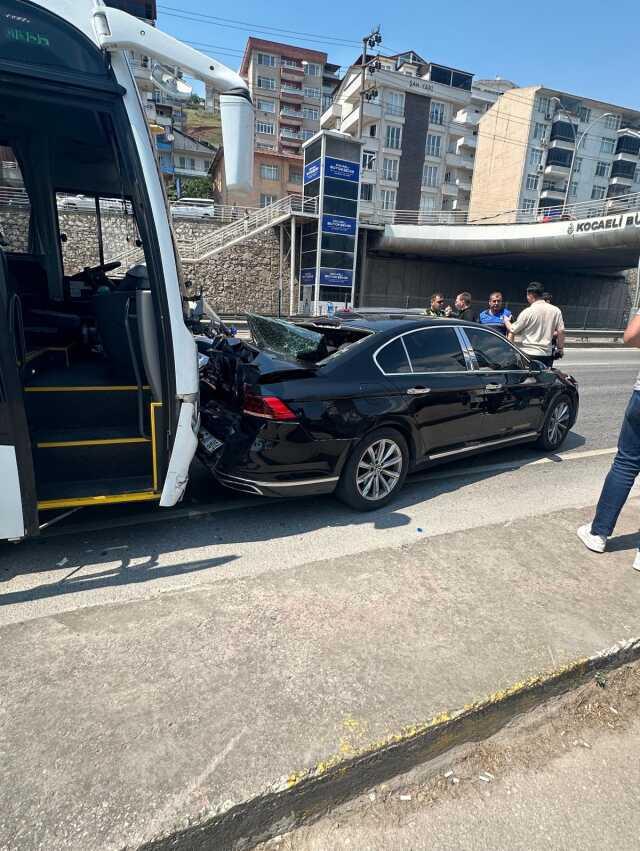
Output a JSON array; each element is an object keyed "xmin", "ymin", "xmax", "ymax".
[{"xmin": 197, "ymin": 315, "xmax": 579, "ymax": 511}]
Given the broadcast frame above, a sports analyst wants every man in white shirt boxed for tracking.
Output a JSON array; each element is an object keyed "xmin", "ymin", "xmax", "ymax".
[{"xmin": 503, "ymin": 283, "xmax": 565, "ymax": 367}]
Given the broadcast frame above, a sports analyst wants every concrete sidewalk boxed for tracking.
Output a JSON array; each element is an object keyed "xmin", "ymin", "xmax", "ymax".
[{"xmin": 2, "ymin": 502, "xmax": 640, "ymax": 850}]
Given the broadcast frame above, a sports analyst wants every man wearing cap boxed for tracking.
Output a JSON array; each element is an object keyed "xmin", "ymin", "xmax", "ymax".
[{"xmin": 504, "ymin": 282, "xmax": 565, "ymax": 367}]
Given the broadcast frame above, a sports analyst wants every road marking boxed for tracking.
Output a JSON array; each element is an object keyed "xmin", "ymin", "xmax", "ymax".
[
  {"xmin": 562, "ymin": 361, "xmax": 640, "ymax": 367},
  {"xmin": 410, "ymin": 446, "xmax": 617, "ymax": 484}
]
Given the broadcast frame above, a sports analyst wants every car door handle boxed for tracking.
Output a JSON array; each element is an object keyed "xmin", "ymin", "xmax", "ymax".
[
  {"xmin": 484, "ymin": 383, "xmax": 504, "ymax": 392},
  {"xmin": 407, "ymin": 386, "xmax": 431, "ymax": 395}
]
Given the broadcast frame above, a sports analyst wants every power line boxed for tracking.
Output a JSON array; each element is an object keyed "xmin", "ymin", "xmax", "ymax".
[{"xmin": 158, "ymin": 5, "xmax": 363, "ymax": 49}]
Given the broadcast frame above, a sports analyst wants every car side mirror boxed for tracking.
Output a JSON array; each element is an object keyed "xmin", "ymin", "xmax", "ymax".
[{"xmin": 529, "ymin": 359, "xmax": 546, "ymax": 372}]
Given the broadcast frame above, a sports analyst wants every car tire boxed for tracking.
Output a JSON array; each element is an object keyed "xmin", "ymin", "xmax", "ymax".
[
  {"xmin": 536, "ymin": 393, "xmax": 573, "ymax": 451},
  {"xmin": 336, "ymin": 427, "xmax": 409, "ymax": 511}
]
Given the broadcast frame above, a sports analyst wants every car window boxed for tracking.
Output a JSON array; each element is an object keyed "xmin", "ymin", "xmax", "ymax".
[
  {"xmin": 403, "ymin": 328, "xmax": 467, "ymax": 373},
  {"xmin": 376, "ymin": 337, "xmax": 411, "ymax": 374},
  {"xmin": 465, "ymin": 327, "xmax": 526, "ymax": 371}
]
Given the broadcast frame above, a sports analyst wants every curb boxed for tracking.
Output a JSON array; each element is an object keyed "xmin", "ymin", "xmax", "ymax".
[{"xmin": 141, "ymin": 637, "xmax": 640, "ymax": 851}]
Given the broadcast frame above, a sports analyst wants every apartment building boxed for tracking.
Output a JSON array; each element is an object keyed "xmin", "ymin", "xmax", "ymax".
[
  {"xmin": 322, "ymin": 50, "xmax": 515, "ymax": 216},
  {"xmin": 213, "ymin": 37, "xmax": 340, "ymax": 207},
  {"xmin": 469, "ymin": 86, "xmax": 640, "ymax": 222}
]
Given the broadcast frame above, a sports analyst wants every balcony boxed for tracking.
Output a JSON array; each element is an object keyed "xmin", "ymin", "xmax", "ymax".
[
  {"xmin": 281, "ymin": 84, "xmax": 304, "ymax": 100},
  {"xmin": 340, "ymin": 101, "xmax": 381, "ymax": 135},
  {"xmin": 610, "ymin": 174, "xmax": 634, "ymax": 186},
  {"xmin": 441, "ymin": 181, "xmax": 458, "ymax": 196},
  {"xmin": 456, "ymin": 135, "xmax": 476, "ymax": 154},
  {"xmin": 281, "ymin": 66, "xmax": 304, "ymax": 83},
  {"xmin": 455, "ymin": 177, "xmax": 472, "ymax": 192},
  {"xmin": 540, "ymin": 186, "xmax": 565, "ymax": 200},
  {"xmin": 383, "ymin": 102, "xmax": 405, "ymax": 119},
  {"xmin": 321, "ymin": 102, "xmax": 342, "ymax": 129},
  {"xmin": 545, "ymin": 162, "xmax": 570, "ymax": 179},
  {"xmin": 446, "ymin": 151, "xmax": 474, "ymax": 170},
  {"xmin": 280, "ymin": 108, "xmax": 302, "ymax": 123},
  {"xmin": 452, "ymin": 108, "xmax": 481, "ymax": 127}
]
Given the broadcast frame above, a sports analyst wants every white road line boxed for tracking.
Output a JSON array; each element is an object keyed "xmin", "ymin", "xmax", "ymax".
[
  {"xmin": 410, "ymin": 446, "xmax": 617, "ymax": 484},
  {"xmin": 562, "ymin": 361, "xmax": 639, "ymax": 367}
]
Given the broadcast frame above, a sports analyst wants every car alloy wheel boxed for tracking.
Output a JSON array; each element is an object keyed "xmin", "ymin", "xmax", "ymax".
[
  {"xmin": 546, "ymin": 399, "xmax": 571, "ymax": 447},
  {"xmin": 356, "ymin": 437, "xmax": 404, "ymax": 502}
]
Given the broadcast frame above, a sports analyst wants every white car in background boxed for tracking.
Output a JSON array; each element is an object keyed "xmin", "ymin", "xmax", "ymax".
[{"xmin": 171, "ymin": 197, "xmax": 217, "ymax": 218}]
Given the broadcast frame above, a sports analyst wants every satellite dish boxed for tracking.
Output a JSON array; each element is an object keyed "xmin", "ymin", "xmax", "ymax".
[{"xmin": 151, "ymin": 62, "xmax": 193, "ymax": 101}]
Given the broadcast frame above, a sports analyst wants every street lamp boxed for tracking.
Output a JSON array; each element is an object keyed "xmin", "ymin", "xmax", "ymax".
[
  {"xmin": 548, "ymin": 97, "xmax": 616, "ymax": 209},
  {"xmin": 356, "ymin": 27, "xmax": 382, "ymax": 141}
]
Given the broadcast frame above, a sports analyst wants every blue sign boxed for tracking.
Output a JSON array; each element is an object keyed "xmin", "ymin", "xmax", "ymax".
[
  {"xmin": 300, "ymin": 267, "xmax": 316, "ymax": 284},
  {"xmin": 319, "ymin": 268, "xmax": 353, "ymax": 287},
  {"xmin": 304, "ymin": 158, "xmax": 321, "ymax": 184},
  {"xmin": 325, "ymin": 156, "xmax": 360, "ymax": 183},
  {"xmin": 322, "ymin": 214, "xmax": 357, "ymax": 236}
]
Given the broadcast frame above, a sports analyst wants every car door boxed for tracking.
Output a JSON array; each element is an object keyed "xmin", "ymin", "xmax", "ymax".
[
  {"xmin": 460, "ymin": 326, "xmax": 547, "ymax": 440},
  {"xmin": 376, "ymin": 326, "xmax": 488, "ymax": 459}
]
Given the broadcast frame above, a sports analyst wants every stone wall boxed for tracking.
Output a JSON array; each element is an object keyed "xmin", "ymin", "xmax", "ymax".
[{"xmin": 0, "ymin": 204, "xmax": 291, "ymax": 314}]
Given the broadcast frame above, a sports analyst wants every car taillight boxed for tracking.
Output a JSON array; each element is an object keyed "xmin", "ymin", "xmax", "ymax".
[{"xmin": 243, "ymin": 391, "xmax": 297, "ymax": 421}]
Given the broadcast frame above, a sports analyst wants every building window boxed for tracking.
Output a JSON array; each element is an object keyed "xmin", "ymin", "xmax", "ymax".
[
  {"xmin": 322, "ymin": 94, "xmax": 332, "ymax": 111},
  {"xmin": 600, "ymin": 137, "xmax": 616, "ymax": 154},
  {"xmin": 303, "ymin": 107, "xmax": 320, "ymax": 121},
  {"xmin": 568, "ymin": 180, "xmax": 578, "ymax": 197},
  {"xmin": 301, "ymin": 129, "xmax": 314, "ymax": 141},
  {"xmin": 289, "ymin": 168, "xmax": 302, "ymax": 185},
  {"xmin": 422, "ymin": 164, "xmax": 438, "ymax": 187},
  {"xmin": 178, "ymin": 156, "xmax": 186, "ymax": 168},
  {"xmin": 257, "ymin": 53, "xmax": 276, "ymax": 66},
  {"xmin": 256, "ymin": 121, "xmax": 275, "ymax": 135},
  {"xmin": 574, "ymin": 157, "xmax": 583, "ymax": 173},
  {"xmin": 430, "ymin": 101, "xmax": 446, "ymax": 126},
  {"xmin": 380, "ymin": 188, "xmax": 396, "ymax": 210},
  {"xmin": 369, "ymin": 124, "xmax": 377, "ymax": 138},
  {"xmin": 526, "ymin": 173, "xmax": 539, "ymax": 191},
  {"xmin": 257, "ymin": 98, "xmax": 275, "ymax": 113},
  {"xmin": 595, "ymin": 160, "xmax": 610, "ymax": 178},
  {"xmin": 522, "ymin": 198, "xmax": 536, "ymax": 213},
  {"xmin": 189, "ymin": 158, "xmax": 196, "ymax": 170},
  {"xmin": 281, "ymin": 57, "xmax": 300, "ymax": 69},
  {"xmin": 304, "ymin": 86, "xmax": 321, "ymax": 100},
  {"xmin": 382, "ymin": 157, "xmax": 399, "ymax": 181},
  {"xmin": 533, "ymin": 122, "xmax": 547, "ymax": 141},
  {"xmin": 385, "ymin": 91, "xmax": 404, "ymax": 116},
  {"xmin": 591, "ymin": 184, "xmax": 607, "ymax": 200},
  {"xmin": 259, "ymin": 163, "xmax": 279, "ymax": 180},
  {"xmin": 604, "ymin": 114, "xmax": 621, "ymax": 130},
  {"xmin": 360, "ymin": 183, "xmax": 374, "ymax": 202},
  {"xmin": 385, "ymin": 124, "xmax": 402, "ymax": 149},
  {"xmin": 257, "ymin": 76, "xmax": 276, "ymax": 90},
  {"xmin": 536, "ymin": 95, "xmax": 551, "ymax": 114},
  {"xmin": 420, "ymin": 193, "xmax": 436, "ymax": 212},
  {"xmin": 425, "ymin": 133, "xmax": 442, "ymax": 157},
  {"xmin": 529, "ymin": 147, "xmax": 543, "ymax": 167},
  {"xmin": 362, "ymin": 150, "xmax": 376, "ymax": 170},
  {"xmin": 575, "ymin": 105, "xmax": 591, "ymax": 123},
  {"xmin": 305, "ymin": 62, "xmax": 321, "ymax": 76},
  {"xmin": 260, "ymin": 193, "xmax": 277, "ymax": 207}
]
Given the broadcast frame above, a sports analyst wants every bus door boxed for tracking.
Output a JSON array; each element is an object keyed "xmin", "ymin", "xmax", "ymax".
[{"xmin": 0, "ymin": 247, "xmax": 37, "ymax": 539}]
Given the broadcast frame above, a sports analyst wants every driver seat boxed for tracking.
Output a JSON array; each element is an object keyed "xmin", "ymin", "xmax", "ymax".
[{"xmin": 94, "ymin": 265, "xmax": 147, "ymax": 382}]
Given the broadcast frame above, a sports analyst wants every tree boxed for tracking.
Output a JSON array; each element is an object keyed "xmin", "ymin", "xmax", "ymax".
[{"xmin": 178, "ymin": 176, "xmax": 213, "ymax": 199}]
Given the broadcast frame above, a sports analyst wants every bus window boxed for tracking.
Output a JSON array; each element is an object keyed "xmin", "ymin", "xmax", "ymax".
[{"xmin": 0, "ymin": 145, "xmax": 31, "ymax": 253}]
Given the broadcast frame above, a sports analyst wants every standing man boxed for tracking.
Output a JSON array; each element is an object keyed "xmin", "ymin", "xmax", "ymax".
[
  {"xmin": 479, "ymin": 292, "xmax": 512, "ymax": 335},
  {"xmin": 503, "ymin": 282, "xmax": 564, "ymax": 367},
  {"xmin": 425, "ymin": 292, "xmax": 447, "ymax": 317},
  {"xmin": 577, "ymin": 310, "xmax": 640, "ymax": 571},
  {"xmin": 451, "ymin": 292, "xmax": 478, "ymax": 322}
]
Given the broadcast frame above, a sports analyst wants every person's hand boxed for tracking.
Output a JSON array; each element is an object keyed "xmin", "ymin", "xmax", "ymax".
[{"xmin": 444, "ymin": 305, "xmax": 452, "ymax": 317}]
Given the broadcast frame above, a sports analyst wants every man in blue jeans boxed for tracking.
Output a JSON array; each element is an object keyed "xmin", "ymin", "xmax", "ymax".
[{"xmin": 577, "ymin": 311, "xmax": 640, "ymax": 570}]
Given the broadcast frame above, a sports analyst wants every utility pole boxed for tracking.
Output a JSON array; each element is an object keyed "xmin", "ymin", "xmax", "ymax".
[{"xmin": 356, "ymin": 27, "xmax": 382, "ymax": 142}]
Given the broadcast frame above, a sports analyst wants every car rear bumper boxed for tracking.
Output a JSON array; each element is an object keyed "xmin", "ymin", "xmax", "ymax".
[{"xmin": 213, "ymin": 470, "xmax": 340, "ymax": 498}]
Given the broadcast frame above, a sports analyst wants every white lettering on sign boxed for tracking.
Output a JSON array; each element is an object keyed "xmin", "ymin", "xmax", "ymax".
[{"xmin": 408, "ymin": 80, "xmax": 434, "ymax": 93}]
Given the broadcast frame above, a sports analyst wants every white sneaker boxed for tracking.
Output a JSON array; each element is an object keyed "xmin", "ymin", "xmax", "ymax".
[
  {"xmin": 577, "ymin": 524, "xmax": 606, "ymax": 553},
  {"xmin": 633, "ymin": 552, "xmax": 640, "ymax": 572}
]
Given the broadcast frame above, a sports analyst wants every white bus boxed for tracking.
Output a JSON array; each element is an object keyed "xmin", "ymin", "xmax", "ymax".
[{"xmin": 0, "ymin": 0, "xmax": 253, "ymax": 540}]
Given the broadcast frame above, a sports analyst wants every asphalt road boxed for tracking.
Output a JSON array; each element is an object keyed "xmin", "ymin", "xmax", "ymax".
[{"xmin": 1, "ymin": 348, "xmax": 639, "ymax": 626}]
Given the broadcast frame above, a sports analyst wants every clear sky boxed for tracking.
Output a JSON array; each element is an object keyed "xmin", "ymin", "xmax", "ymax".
[{"xmin": 157, "ymin": 0, "xmax": 639, "ymax": 110}]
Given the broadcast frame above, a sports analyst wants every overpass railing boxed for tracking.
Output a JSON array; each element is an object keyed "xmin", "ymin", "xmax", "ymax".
[{"xmin": 361, "ymin": 191, "xmax": 640, "ymax": 227}]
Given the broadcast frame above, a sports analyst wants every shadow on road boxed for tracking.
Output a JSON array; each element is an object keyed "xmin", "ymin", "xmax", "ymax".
[{"xmin": 0, "ymin": 431, "xmax": 603, "ymax": 609}]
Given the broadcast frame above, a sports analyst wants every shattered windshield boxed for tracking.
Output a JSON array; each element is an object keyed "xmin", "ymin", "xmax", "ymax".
[{"xmin": 246, "ymin": 314, "xmax": 325, "ymax": 360}]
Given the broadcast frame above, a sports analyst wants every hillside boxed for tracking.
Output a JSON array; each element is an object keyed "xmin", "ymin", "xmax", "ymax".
[{"xmin": 183, "ymin": 104, "xmax": 222, "ymax": 148}]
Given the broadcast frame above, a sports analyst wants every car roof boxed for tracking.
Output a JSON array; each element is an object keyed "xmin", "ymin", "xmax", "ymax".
[{"xmin": 332, "ymin": 316, "xmax": 472, "ymax": 335}]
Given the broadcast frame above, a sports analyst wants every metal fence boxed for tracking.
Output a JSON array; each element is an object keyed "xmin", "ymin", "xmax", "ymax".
[{"xmin": 358, "ymin": 294, "xmax": 628, "ymax": 330}]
